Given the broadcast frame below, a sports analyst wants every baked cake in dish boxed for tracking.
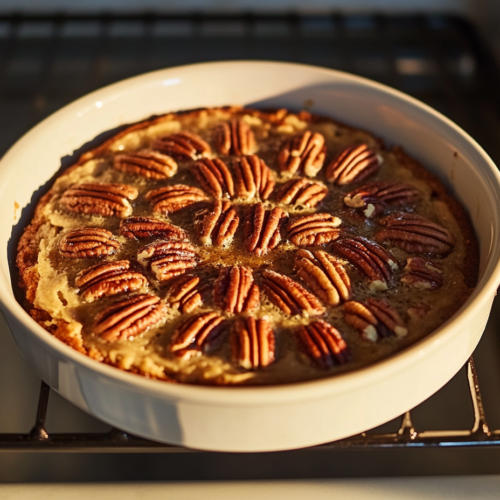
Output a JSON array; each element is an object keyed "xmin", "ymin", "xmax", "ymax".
[{"xmin": 16, "ymin": 106, "xmax": 478, "ymax": 385}]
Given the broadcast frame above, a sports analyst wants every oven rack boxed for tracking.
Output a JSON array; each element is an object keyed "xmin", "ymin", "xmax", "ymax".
[{"xmin": 1, "ymin": 12, "xmax": 500, "ymax": 481}]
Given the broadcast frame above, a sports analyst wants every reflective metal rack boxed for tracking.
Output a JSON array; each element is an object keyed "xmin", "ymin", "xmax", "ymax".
[{"xmin": 1, "ymin": 13, "xmax": 500, "ymax": 481}]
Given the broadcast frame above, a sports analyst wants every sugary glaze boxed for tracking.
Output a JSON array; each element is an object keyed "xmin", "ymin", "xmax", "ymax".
[{"xmin": 16, "ymin": 106, "xmax": 478, "ymax": 385}]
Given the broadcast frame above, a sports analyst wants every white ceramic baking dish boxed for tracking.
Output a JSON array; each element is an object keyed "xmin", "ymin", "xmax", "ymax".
[{"xmin": 1, "ymin": 61, "xmax": 500, "ymax": 452}]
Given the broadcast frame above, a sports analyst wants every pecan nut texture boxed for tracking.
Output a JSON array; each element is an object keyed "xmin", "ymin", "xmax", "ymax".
[
  {"xmin": 232, "ymin": 317, "xmax": 275, "ymax": 370},
  {"xmin": 170, "ymin": 312, "xmax": 226, "ymax": 357},
  {"xmin": 332, "ymin": 237, "xmax": 398, "ymax": 291},
  {"xmin": 192, "ymin": 157, "xmax": 235, "ymax": 198},
  {"xmin": 286, "ymin": 213, "xmax": 342, "ymax": 247},
  {"xmin": 75, "ymin": 260, "xmax": 148, "ymax": 302},
  {"xmin": 137, "ymin": 241, "xmax": 198, "ymax": 282},
  {"xmin": 297, "ymin": 320, "xmax": 351, "ymax": 368},
  {"xmin": 113, "ymin": 149, "xmax": 177, "ymax": 180},
  {"xmin": 326, "ymin": 144, "xmax": 381, "ymax": 185},
  {"xmin": 60, "ymin": 182, "xmax": 138, "ymax": 218},
  {"xmin": 262, "ymin": 270, "xmax": 325, "ymax": 317},
  {"xmin": 295, "ymin": 250, "xmax": 351, "ymax": 306},
  {"xmin": 344, "ymin": 298, "xmax": 408, "ymax": 342},
  {"xmin": 195, "ymin": 200, "xmax": 240, "ymax": 247},
  {"xmin": 233, "ymin": 155, "xmax": 275, "ymax": 201},
  {"xmin": 274, "ymin": 178, "xmax": 328, "ymax": 208},
  {"xmin": 213, "ymin": 119, "xmax": 255, "ymax": 156},
  {"xmin": 165, "ymin": 275, "xmax": 208, "ymax": 313},
  {"xmin": 214, "ymin": 266, "xmax": 260, "ymax": 314},
  {"xmin": 146, "ymin": 184, "xmax": 209, "ymax": 215},
  {"xmin": 120, "ymin": 216, "xmax": 187, "ymax": 241},
  {"xmin": 58, "ymin": 228, "xmax": 120, "ymax": 258},
  {"xmin": 152, "ymin": 131, "xmax": 211, "ymax": 160},
  {"xmin": 244, "ymin": 204, "xmax": 288, "ymax": 256},
  {"xmin": 375, "ymin": 213, "xmax": 455, "ymax": 255},
  {"xmin": 94, "ymin": 294, "xmax": 167, "ymax": 342},
  {"xmin": 400, "ymin": 257, "xmax": 443, "ymax": 290},
  {"xmin": 344, "ymin": 181, "xmax": 420, "ymax": 218},
  {"xmin": 278, "ymin": 130, "xmax": 327, "ymax": 177}
]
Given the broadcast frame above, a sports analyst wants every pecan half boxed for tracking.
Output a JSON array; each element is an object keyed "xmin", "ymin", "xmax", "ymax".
[
  {"xmin": 286, "ymin": 213, "xmax": 342, "ymax": 246},
  {"xmin": 262, "ymin": 270, "xmax": 325, "ymax": 317},
  {"xmin": 332, "ymin": 237, "xmax": 398, "ymax": 291},
  {"xmin": 195, "ymin": 200, "xmax": 240, "ymax": 247},
  {"xmin": 233, "ymin": 155, "xmax": 275, "ymax": 201},
  {"xmin": 120, "ymin": 216, "xmax": 187, "ymax": 240},
  {"xmin": 58, "ymin": 228, "xmax": 120, "ymax": 258},
  {"xmin": 152, "ymin": 131, "xmax": 211, "ymax": 160},
  {"xmin": 113, "ymin": 149, "xmax": 177, "ymax": 180},
  {"xmin": 344, "ymin": 182, "xmax": 420, "ymax": 218},
  {"xmin": 170, "ymin": 312, "xmax": 226, "ymax": 357},
  {"xmin": 278, "ymin": 130, "xmax": 326, "ymax": 177},
  {"xmin": 146, "ymin": 185, "xmax": 209, "ymax": 215},
  {"xmin": 60, "ymin": 182, "xmax": 138, "ymax": 218},
  {"xmin": 232, "ymin": 317, "xmax": 275, "ymax": 370},
  {"xmin": 295, "ymin": 249, "xmax": 351, "ymax": 306},
  {"xmin": 213, "ymin": 119, "xmax": 255, "ymax": 156},
  {"xmin": 274, "ymin": 178, "xmax": 328, "ymax": 208},
  {"xmin": 75, "ymin": 260, "xmax": 148, "ymax": 302},
  {"xmin": 375, "ymin": 213, "xmax": 455, "ymax": 255},
  {"xmin": 326, "ymin": 144, "xmax": 381, "ymax": 185},
  {"xmin": 400, "ymin": 257, "xmax": 443, "ymax": 290},
  {"xmin": 165, "ymin": 275, "xmax": 208, "ymax": 313},
  {"xmin": 214, "ymin": 266, "xmax": 260, "ymax": 313},
  {"xmin": 244, "ymin": 204, "xmax": 288, "ymax": 256},
  {"xmin": 94, "ymin": 293, "xmax": 167, "ymax": 342},
  {"xmin": 344, "ymin": 298, "xmax": 408, "ymax": 341},
  {"xmin": 297, "ymin": 320, "xmax": 351, "ymax": 368},
  {"xmin": 137, "ymin": 241, "xmax": 198, "ymax": 281},
  {"xmin": 192, "ymin": 157, "xmax": 235, "ymax": 198}
]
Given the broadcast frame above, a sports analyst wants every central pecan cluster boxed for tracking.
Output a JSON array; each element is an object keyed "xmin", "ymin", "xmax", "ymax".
[{"xmin": 55, "ymin": 113, "xmax": 455, "ymax": 380}]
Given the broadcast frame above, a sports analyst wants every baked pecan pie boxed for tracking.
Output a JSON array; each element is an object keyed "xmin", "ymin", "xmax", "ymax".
[{"xmin": 16, "ymin": 106, "xmax": 478, "ymax": 385}]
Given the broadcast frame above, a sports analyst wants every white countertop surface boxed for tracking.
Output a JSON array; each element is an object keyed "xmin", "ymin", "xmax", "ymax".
[{"xmin": 2, "ymin": 477, "xmax": 500, "ymax": 500}]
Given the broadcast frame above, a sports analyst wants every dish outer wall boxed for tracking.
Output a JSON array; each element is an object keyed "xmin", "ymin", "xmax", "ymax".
[{"xmin": 0, "ymin": 61, "xmax": 500, "ymax": 452}]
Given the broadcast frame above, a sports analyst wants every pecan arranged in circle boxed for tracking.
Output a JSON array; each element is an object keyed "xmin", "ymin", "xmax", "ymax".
[
  {"xmin": 278, "ymin": 130, "xmax": 326, "ymax": 177},
  {"xmin": 262, "ymin": 270, "xmax": 325, "ymax": 317},
  {"xmin": 94, "ymin": 293, "xmax": 167, "ymax": 342},
  {"xmin": 297, "ymin": 320, "xmax": 351, "ymax": 368},
  {"xmin": 214, "ymin": 266, "xmax": 260, "ymax": 314},
  {"xmin": 295, "ymin": 249, "xmax": 351, "ymax": 306},
  {"xmin": 326, "ymin": 144, "xmax": 381, "ymax": 185},
  {"xmin": 58, "ymin": 228, "xmax": 120, "ymax": 258},
  {"xmin": 120, "ymin": 216, "xmax": 187, "ymax": 241},
  {"xmin": 244, "ymin": 204, "xmax": 288, "ymax": 256},
  {"xmin": 192, "ymin": 157, "xmax": 235, "ymax": 198},
  {"xmin": 332, "ymin": 237, "xmax": 398, "ymax": 291},
  {"xmin": 286, "ymin": 213, "xmax": 342, "ymax": 247},
  {"xmin": 75, "ymin": 260, "xmax": 148, "ymax": 302},
  {"xmin": 344, "ymin": 181, "xmax": 420, "ymax": 218},
  {"xmin": 137, "ymin": 241, "xmax": 198, "ymax": 282},
  {"xmin": 400, "ymin": 257, "xmax": 443, "ymax": 290},
  {"xmin": 274, "ymin": 178, "xmax": 328, "ymax": 208},
  {"xmin": 152, "ymin": 131, "xmax": 211, "ymax": 160},
  {"xmin": 113, "ymin": 149, "xmax": 177, "ymax": 180},
  {"xmin": 195, "ymin": 200, "xmax": 240, "ymax": 247},
  {"xmin": 165, "ymin": 275, "xmax": 208, "ymax": 313},
  {"xmin": 170, "ymin": 312, "xmax": 226, "ymax": 357},
  {"xmin": 233, "ymin": 155, "xmax": 275, "ymax": 201},
  {"xmin": 60, "ymin": 182, "xmax": 138, "ymax": 218},
  {"xmin": 146, "ymin": 184, "xmax": 209, "ymax": 215},
  {"xmin": 213, "ymin": 119, "xmax": 255, "ymax": 156},
  {"xmin": 375, "ymin": 213, "xmax": 455, "ymax": 255},
  {"xmin": 232, "ymin": 317, "xmax": 275, "ymax": 370},
  {"xmin": 344, "ymin": 298, "xmax": 408, "ymax": 342}
]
